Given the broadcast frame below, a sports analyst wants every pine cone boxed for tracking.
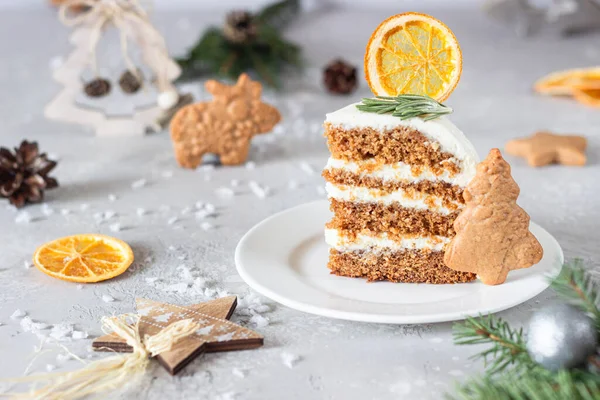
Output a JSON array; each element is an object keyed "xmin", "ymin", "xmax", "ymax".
[
  {"xmin": 324, "ymin": 59, "xmax": 358, "ymax": 95},
  {"xmin": 223, "ymin": 11, "xmax": 258, "ymax": 43},
  {"xmin": 0, "ymin": 141, "xmax": 59, "ymax": 208}
]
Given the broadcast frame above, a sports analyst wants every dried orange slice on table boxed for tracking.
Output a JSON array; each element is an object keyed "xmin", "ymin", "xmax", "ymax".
[
  {"xmin": 364, "ymin": 12, "xmax": 462, "ymax": 101},
  {"xmin": 33, "ymin": 234, "xmax": 134, "ymax": 283},
  {"xmin": 534, "ymin": 68, "xmax": 600, "ymax": 96}
]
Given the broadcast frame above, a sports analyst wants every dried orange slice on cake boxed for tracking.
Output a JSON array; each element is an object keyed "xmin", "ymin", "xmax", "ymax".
[
  {"xmin": 364, "ymin": 12, "xmax": 462, "ymax": 101},
  {"xmin": 33, "ymin": 234, "xmax": 134, "ymax": 283}
]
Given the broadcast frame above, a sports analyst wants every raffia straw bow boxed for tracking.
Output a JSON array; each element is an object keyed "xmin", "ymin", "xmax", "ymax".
[
  {"xmin": 4, "ymin": 314, "xmax": 199, "ymax": 400},
  {"xmin": 58, "ymin": 0, "xmax": 175, "ymax": 92}
]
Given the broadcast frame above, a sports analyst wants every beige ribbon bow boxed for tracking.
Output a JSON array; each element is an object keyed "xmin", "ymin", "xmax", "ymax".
[{"xmin": 6, "ymin": 314, "xmax": 199, "ymax": 400}]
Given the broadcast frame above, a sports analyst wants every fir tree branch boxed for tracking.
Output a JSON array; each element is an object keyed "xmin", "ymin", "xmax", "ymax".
[
  {"xmin": 550, "ymin": 259, "xmax": 600, "ymax": 330},
  {"xmin": 454, "ymin": 315, "xmax": 534, "ymax": 375}
]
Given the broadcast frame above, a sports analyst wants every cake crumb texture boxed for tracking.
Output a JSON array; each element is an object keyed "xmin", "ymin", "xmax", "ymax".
[{"xmin": 328, "ymin": 249, "xmax": 476, "ymax": 284}]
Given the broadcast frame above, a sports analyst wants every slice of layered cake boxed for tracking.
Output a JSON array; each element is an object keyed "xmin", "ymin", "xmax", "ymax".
[{"xmin": 322, "ymin": 104, "xmax": 480, "ymax": 283}]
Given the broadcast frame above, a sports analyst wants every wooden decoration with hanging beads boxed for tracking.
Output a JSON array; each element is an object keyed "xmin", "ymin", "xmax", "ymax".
[{"xmin": 45, "ymin": 0, "xmax": 193, "ymax": 136}]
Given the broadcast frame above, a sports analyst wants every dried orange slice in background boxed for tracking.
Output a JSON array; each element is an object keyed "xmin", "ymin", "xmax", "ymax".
[
  {"xmin": 364, "ymin": 12, "xmax": 462, "ymax": 101},
  {"xmin": 33, "ymin": 234, "xmax": 134, "ymax": 283},
  {"xmin": 573, "ymin": 87, "xmax": 600, "ymax": 107},
  {"xmin": 534, "ymin": 67, "xmax": 600, "ymax": 96}
]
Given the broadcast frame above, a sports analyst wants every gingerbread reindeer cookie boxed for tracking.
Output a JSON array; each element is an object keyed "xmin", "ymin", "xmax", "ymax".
[
  {"xmin": 170, "ymin": 74, "xmax": 281, "ymax": 168},
  {"xmin": 444, "ymin": 149, "xmax": 543, "ymax": 285}
]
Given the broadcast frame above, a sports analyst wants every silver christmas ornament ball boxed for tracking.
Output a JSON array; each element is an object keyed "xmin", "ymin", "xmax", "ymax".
[{"xmin": 527, "ymin": 303, "xmax": 598, "ymax": 371}]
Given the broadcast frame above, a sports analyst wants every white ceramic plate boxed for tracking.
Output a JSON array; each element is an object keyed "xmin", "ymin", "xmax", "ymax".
[{"xmin": 235, "ymin": 200, "xmax": 564, "ymax": 324}]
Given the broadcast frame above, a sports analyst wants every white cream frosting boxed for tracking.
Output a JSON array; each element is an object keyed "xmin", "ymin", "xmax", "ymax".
[
  {"xmin": 325, "ymin": 183, "xmax": 459, "ymax": 215},
  {"xmin": 325, "ymin": 157, "xmax": 474, "ymax": 187},
  {"xmin": 325, "ymin": 103, "xmax": 480, "ymax": 181},
  {"xmin": 325, "ymin": 228, "xmax": 450, "ymax": 252}
]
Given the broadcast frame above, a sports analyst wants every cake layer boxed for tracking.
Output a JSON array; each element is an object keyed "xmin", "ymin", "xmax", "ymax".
[
  {"xmin": 325, "ymin": 103, "xmax": 479, "ymax": 169},
  {"xmin": 323, "ymin": 168, "xmax": 464, "ymax": 204},
  {"xmin": 327, "ymin": 199, "xmax": 457, "ymax": 237},
  {"xmin": 324, "ymin": 123, "xmax": 459, "ymax": 173},
  {"xmin": 325, "ymin": 228, "xmax": 450, "ymax": 252},
  {"xmin": 325, "ymin": 157, "xmax": 472, "ymax": 188},
  {"xmin": 326, "ymin": 183, "xmax": 461, "ymax": 215},
  {"xmin": 328, "ymin": 249, "xmax": 477, "ymax": 284}
]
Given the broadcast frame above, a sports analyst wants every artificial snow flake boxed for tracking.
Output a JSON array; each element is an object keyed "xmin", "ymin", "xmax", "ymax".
[
  {"xmin": 79, "ymin": 203, "xmax": 90, "ymax": 211},
  {"xmin": 109, "ymin": 223, "xmax": 121, "ymax": 232},
  {"xmin": 167, "ymin": 216, "xmax": 179, "ymax": 225},
  {"xmin": 11, "ymin": 309, "xmax": 27, "ymax": 319},
  {"xmin": 61, "ymin": 209, "xmax": 71, "ymax": 215},
  {"xmin": 288, "ymin": 180, "xmax": 299, "ymax": 190},
  {"xmin": 216, "ymin": 187, "xmax": 235, "ymax": 197},
  {"xmin": 72, "ymin": 330, "xmax": 88, "ymax": 340},
  {"xmin": 108, "ymin": 194, "xmax": 117, "ymax": 202},
  {"xmin": 161, "ymin": 170, "xmax": 174, "ymax": 179},
  {"xmin": 41, "ymin": 204, "xmax": 55, "ymax": 216},
  {"xmin": 281, "ymin": 352, "xmax": 301, "ymax": 368},
  {"xmin": 49, "ymin": 324, "xmax": 74, "ymax": 341},
  {"xmin": 15, "ymin": 211, "xmax": 33, "ymax": 224},
  {"xmin": 131, "ymin": 179, "xmax": 147, "ymax": 189},
  {"xmin": 250, "ymin": 314, "xmax": 269, "ymax": 328},
  {"xmin": 180, "ymin": 206, "xmax": 192, "ymax": 215},
  {"xmin": 299, "ymin": 161, "xmax": 315, "ymax": 175},
  {"xmin": 245, "ymin": 161, "xmax": 256, "ymax": 170},
  {"xmin": 232, "ymin": 368, "xmax": 246, "ymax": 378},
  {"xmin": 136, "ymin": 208, "xmax": 147, "ymax": 216},
  {"xmin": 102, "ymin": 294, "xmax": 116, "ymax": 303},
  {"xmin": 23, "ymin": 260, "xmax": 33, "ymax": 269},
  {"xmin": 248, "ymin": 181, "xmax": 269, "ymax": 199},
  {"xmin": 205, "ymin": 203, "xmax": 216, "ymax": 213},
  {"xmin": 46, "ymin": 364, "xmax": 56, "ymax": 372},
  {"xmin": 230, "ymin": 179, "xmax": 240, "ymax": 187},
  {"xmin": 201, "ymin": 222, "xmax": 213, "ymax": 231}
]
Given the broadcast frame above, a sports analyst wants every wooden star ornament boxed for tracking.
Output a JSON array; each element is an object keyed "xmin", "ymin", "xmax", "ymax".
[
  {"xmin": 505, "ymin": 131, "xmax": 587, "ymax": 167},
  {"xmin": 93, "ymin": 296, "xmax": 263, "ymax": 375}
]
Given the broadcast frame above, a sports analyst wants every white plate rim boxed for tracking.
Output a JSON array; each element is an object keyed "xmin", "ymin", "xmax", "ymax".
[{"xmin": 235, "ymin": 200, "xmax": 564, "ymax": 324}]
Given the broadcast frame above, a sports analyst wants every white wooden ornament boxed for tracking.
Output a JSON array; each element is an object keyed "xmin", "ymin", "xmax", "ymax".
[{"xmin": 45, "ymin": 2, "xmax": 182, "ymax": 136}]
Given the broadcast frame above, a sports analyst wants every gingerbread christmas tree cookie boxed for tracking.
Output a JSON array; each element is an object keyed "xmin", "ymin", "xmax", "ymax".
[
  {"xmin": 444, "ymin": 149, "xmax": 543, "ymax": 285},
  {"xmin": 170, "ymin": 73, "xmax": 281, "ymax": 168}
]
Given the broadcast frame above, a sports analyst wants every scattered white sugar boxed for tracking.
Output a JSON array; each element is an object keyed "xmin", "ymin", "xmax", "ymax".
[
  {"xmin": 249, "ymin": 181, "xmax": 269, "ymax": 199},
  {"xmin": 232, "ymin": 368, "xmax": 246, "ymax": 378},
  {"xmin": 448, "ymin": 370, "xmax": 464, "ymax": 377},
  {"xmin": 41, "ymin": 204, "xmax": 54, "ymax": 216},
  {"xmin": 15, "ymin": 211, "xmax": 32, "ymax": 224},
  {"xmin": 131, "ymin": 179, "xmax": 147, "ymax": 189},
  {"xmin": 429, "ymin": 337, "xmax": 444, "ymax": 344},
  {"xmin": 136, "ymin": 208, "xmax": 147, "ymax": 217},
  {"xmin": 245, "ymin": 161, "xmax": 256, "ymax": 170},
  {"xmin": 109, "ymin": 222, "xmax": 121, "ymax": 232},
  {"xmin": 281, "ymin": 352, "xmax": 301, "ymax": 369},
  {"xmin": 49, "ymin": 55, "xmax": 64, "ymax": 69},
  {"xmin": 11, "ymin": 309, "xmax": 27, "ymax": 319},
  {"xmin": 230, "ymin": 179, "xmax": 240, "ymax": 187},
  {"xmin": 72, "ymin": 330, "xmax": 88, "ymax": 340},
  {"xmin": 288, "ymin": 180, "xmax": 299, "ymax": 190},
  {"xmin": 316, "ymin": 186, "xmax": 326, "ymax": 196},
  {"xmin": 102, "ymin": 294, "xmax": 116, "ymax": 303},
  {"xmin": 161, "ymin": 170, "xmax": 173, "ymax": 179},
  {"xmin": 216, "ymin": 187, "xmax": 235, "ymax": 197},
  {"xmin": 250, "ymin": 314, "xmax": 269, "ymax": 328},
  {"xmin": 108, "ymin": 194, "xmax": 117, "ymax": 202},
  {"xmin": 180, "ymin": 206, "xmax": 192, "ymax": 215},
  {"xmin": 60, "ymin": 209, "xmax": 71, "ymax": 216},
  {"xmin": 23, "ymin": 260, "xmax": 33, "ymax": 269},
  {"xmin": 76, "ymin": 284, "xmax": 84, "ymax": 290},
  {"xmin": 46, "ymin": 364, "xmax": 56, "ymax": 372},
  {"xmin": 50, "ymin": 324, "xmax": 73, "ymax": 341},
  {"xmin": 200, "ymin": 222, "xmax": 213, "ymax": 231},
  {"xmin": 299, "ymin": 162, "xmax": 314, "ymax": 175},
  {"xmin": 79, "ymin": 203, "xmax": 90, "ymax": 211}
]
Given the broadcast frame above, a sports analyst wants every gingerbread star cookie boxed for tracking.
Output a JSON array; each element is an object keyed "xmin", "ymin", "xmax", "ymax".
[
  {"xmin": 170, "ymin": 73, "xmax": 281, "ymax": 168},
  {"xmin": 505, "ymin": 131, "xmax": 587, "ymax": 167},
  {"xmin": 444, "ymin": 149, "xmax": 543, "ymax": 285}
]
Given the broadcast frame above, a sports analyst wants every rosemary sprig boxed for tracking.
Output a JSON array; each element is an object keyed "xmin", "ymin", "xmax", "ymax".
[{"xmin": 356, "ymin": 94, "xmax": 453, "ymax": 121}]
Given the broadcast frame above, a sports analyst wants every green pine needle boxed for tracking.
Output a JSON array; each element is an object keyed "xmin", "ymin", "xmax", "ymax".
[{"xmin": 356, "ymin": 94, "xmax": 453, "ymax": 121}]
